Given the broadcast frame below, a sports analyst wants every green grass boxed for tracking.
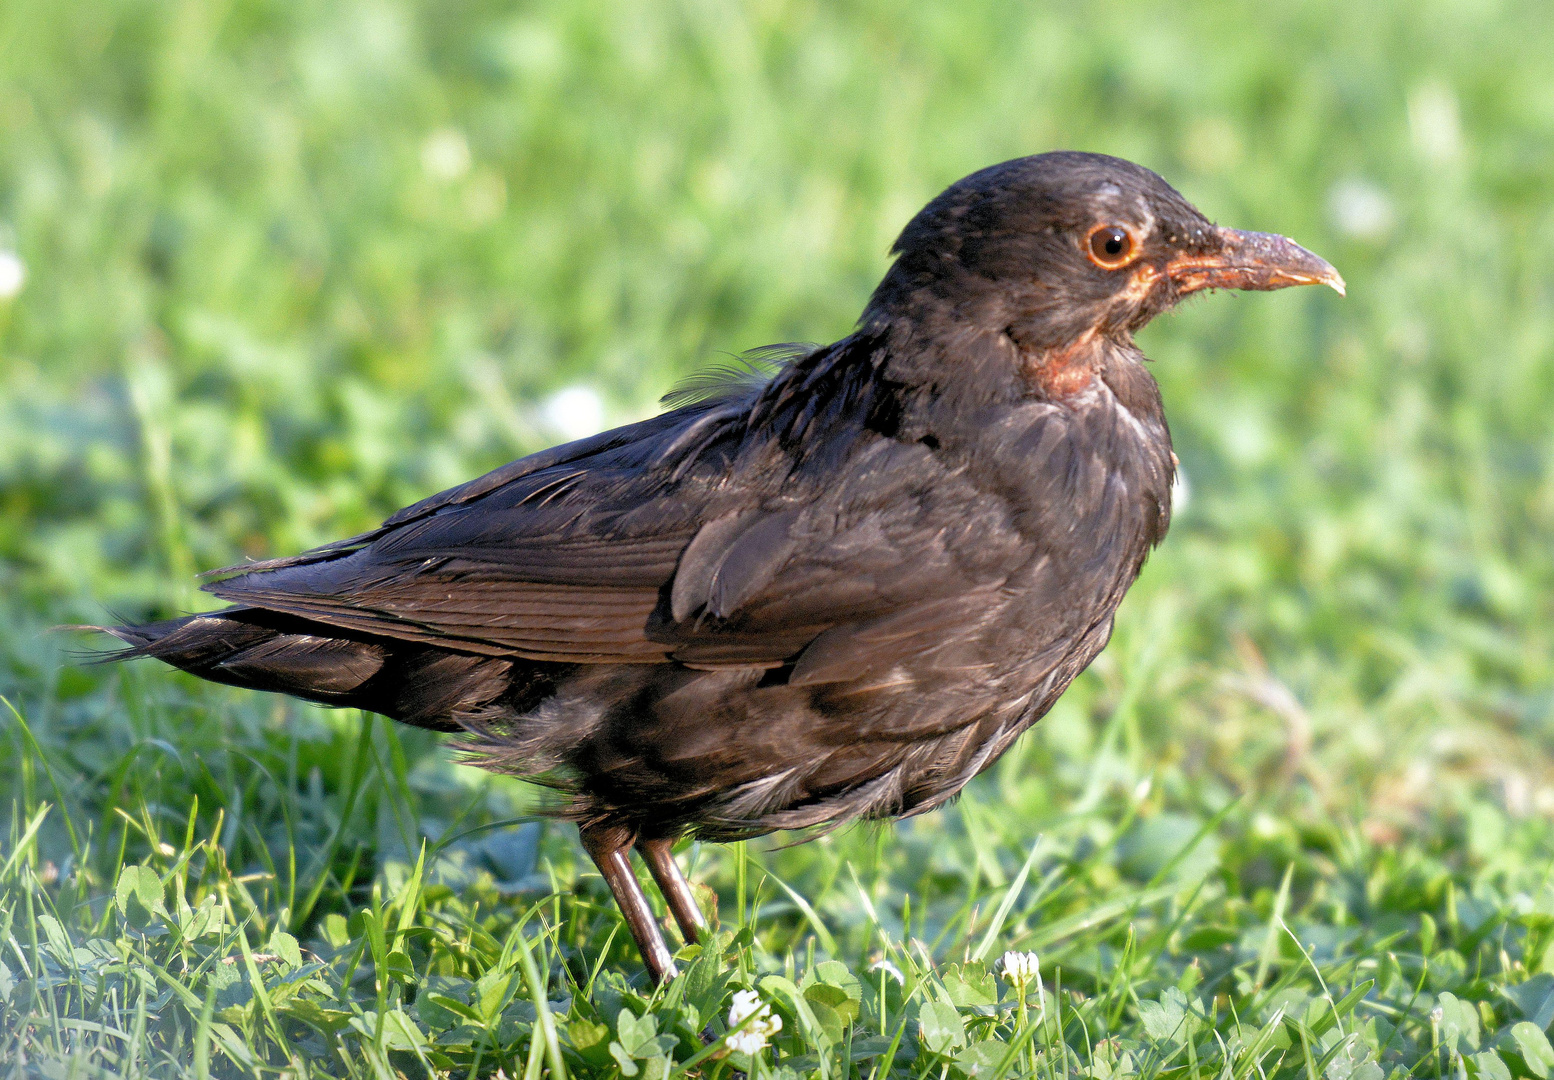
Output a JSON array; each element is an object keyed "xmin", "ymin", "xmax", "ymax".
[{"xmin": 5, "ymin": 0, "xmax": 1554, "ymax": 1076}]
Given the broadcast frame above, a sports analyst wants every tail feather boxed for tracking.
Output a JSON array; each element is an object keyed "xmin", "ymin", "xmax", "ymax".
[
  {"xmin": 213, "ymin": 632, "xmax": 386, "ymax": 695},
  {"xmin": 86, "ymin": 608, "xmax": 529, "ymax": 733}
]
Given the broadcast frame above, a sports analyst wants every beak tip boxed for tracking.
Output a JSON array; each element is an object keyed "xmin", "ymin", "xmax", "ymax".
[{"xmin": 1325, "ymin": 272, "xmax": 1347, "ymax": 298}]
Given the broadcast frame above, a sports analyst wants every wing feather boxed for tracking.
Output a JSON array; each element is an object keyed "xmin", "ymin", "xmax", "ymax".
[{"xmin": 202, "ymin": 343, "xmax": 1047, "ymax": 676}]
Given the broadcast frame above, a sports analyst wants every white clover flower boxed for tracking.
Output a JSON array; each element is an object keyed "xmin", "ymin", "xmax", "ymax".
[
  {"xmin": 0, "ymin": 251, "xmax": 25, "ymax": 299},
  {"xmin": 1170, "ymin": 467, "xmax": 1190, "ymax": 516},
  {"xmin": 1409, "ymin": 82, "xmax": 1462, "ymax": 164},
  {"xmin": 541, "ymin": 385, "xmax": 605, "ymax": 441},
  {"xmin": 421, "ymin": 128, "xmax": 471, "ymax": 181},
  {"xmin": 1000, "ymin": 950, "xmax": 1039, "ymax": 982},
  {"xmin": 869, "ymin": 957, "xmax": 905, "ymax": 985},
  {"xmin": 1001, "ymin": 951, "xmax": 1046, "ymax": 1019},
  {"xmin": 1000, "ymin": 950, "xmax": 1043, "ymax": 991},
  {"xmin": 1328, "ymin": 179, "xmax": 1395, "ymax": 241},
  {"xmin": 725, "ymin": 989, "xmax": 782, "ymax": 1055}
]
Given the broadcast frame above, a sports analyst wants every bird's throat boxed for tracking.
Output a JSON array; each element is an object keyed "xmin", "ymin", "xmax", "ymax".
[{"xmin": 1023, "ymin": 329, "xmax": 1103, "ymax": 401}]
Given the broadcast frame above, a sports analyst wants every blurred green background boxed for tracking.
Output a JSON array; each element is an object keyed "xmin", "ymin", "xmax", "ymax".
[
  {"xmin": 4, "ymin": 0, "xmax": 1554, "ymax": 1074},
  {"xmin": 7, "ymin": 0, "xmax": 1554, "ymax": 823}
]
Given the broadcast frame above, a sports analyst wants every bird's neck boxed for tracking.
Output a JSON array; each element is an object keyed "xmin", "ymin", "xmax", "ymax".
[
  {"xmin": 867, "ymin": 306, "xmax": 1152, "ymax": 415},
  {"xmin": 752, "ymin": 315, "xmax": 1167, "ymax": 465}
]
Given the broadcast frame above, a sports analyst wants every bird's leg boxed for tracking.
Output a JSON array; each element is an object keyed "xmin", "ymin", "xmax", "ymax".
[
  {"xmin": 580, "ymin": 825, "xmax": 677, "ymax": 984},
  {"xmin": 638, "ymin": 836, "xmax": 707, "ymax": 945}
]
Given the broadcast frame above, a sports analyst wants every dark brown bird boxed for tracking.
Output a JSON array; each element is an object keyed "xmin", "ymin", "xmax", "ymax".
[{"xmin": 100, "ymin": 152, "xmax": 1342, "ymax": 982}]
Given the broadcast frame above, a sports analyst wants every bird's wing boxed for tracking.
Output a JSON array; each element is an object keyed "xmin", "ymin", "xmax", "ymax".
[
  {"xmin": 207, "ymin": 387, "xmax": 1039, "ymax": 674},
  {"xmin": 655, "ymin": 437, "xmax": 1028, "ymax": 683},
  {"xmin": 204, "ymin": 404, "xmax": 744, "ymax": 662}
]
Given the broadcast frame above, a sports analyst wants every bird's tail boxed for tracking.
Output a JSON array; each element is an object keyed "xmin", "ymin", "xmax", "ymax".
[{"xmin": 85, "ymin": 609, "xmax": 515, "ymax": 732}]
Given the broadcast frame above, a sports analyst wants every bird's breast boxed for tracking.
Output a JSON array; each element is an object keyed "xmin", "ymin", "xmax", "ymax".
[{"xmin": 946, "ymin": 378, "xmax": 1172, "ymax": 620}]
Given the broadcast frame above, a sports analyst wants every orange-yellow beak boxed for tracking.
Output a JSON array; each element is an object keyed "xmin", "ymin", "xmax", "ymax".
[{"xmin": 1168, "ymin": 228, "xmax": 1345, "ymax": 297}]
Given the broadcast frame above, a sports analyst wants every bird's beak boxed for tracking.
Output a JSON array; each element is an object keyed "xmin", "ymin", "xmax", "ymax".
[{"xmin": 1167, "ymin": 228, "xmax": 1346, "ymax": 297}]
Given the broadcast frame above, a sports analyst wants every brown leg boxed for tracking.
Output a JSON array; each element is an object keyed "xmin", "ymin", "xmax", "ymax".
[
  {"xmin": 580, "ymin": 825, "xmax": 677, "ymax": 984},
  {"xmin": 638, "ymin": 836, "xmax": 707, "ymax": 945}
]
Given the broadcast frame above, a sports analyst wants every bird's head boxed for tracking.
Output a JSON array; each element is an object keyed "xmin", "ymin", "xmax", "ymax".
[{"xmin": 866, "ymin": 151, "xmax": 1343, "ymax": 371}]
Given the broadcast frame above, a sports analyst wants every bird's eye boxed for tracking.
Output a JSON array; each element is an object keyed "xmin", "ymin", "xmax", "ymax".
[{"xmin": 1086, "ymin": 224, "xmax": 1137, "ymax": 269}]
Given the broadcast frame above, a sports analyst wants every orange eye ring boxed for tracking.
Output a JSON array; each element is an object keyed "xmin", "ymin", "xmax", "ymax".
[{"xmin": 1085, "ymin": 224, "xmax": 1138, "ymax": 269}]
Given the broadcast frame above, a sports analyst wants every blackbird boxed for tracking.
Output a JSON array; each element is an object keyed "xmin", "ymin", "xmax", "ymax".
[{"xmin": 101, "ymin": 152, "xmax": 1342, "ymax": 982}]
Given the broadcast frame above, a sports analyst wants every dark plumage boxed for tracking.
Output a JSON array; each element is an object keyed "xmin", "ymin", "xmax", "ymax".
[{"xmin": 100, "ymin": 152, "xmax": 1342, "ymax": 981}]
